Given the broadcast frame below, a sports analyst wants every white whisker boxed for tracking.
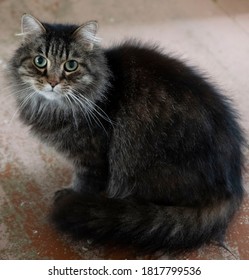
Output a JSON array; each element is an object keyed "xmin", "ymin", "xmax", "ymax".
[
  {"xmin": 70, "ymin": 90, "xmax": 106, "ymax": 133},
  {"xmin": 64, "ymin": 94, "xmax": 79, "ymax": 130},
  {"xmin": 9, "ymin": 90, "xmax": 35, "ymax": 124},
  {"xmin": 67, "ymin": 92, "xmax": 93, "ymax": 133},
  {"xmin": 72, "ymin": 88, "xmax": 115, "ymax": 128},
  {"xmin": 71, "ymin": 90, "xmax": 107, "ymax": 134},
  {"xmin": 0, "ymin": 83, "xmax": 32, "ymax": 94},
  {"xmin": 0, "ymin": 86, "xmax": 34, "ymax": 103}
]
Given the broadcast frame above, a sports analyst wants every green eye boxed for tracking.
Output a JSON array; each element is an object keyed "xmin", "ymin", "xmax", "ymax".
[
  {"xmin": 34, "ymin": 55, "xmax": 47, "ymax": 68},
  {"xmin": 64, "ymin": 60, "xmax": 78, "ymax": 72}
]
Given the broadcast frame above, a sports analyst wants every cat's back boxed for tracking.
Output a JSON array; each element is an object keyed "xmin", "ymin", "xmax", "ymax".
[
  {"xmin": 105, "ymin": 41, "xmax": 183, "ymax": 79},
  {"xmin": 104, "ymin": 40, "xmax": 225, "ymax": 117},
  {"xmin": 105, "ymin": 41, "xmax": 201, "ymax": 84},
  {"xmin": 104, "ymin": 41, "xmax": 243, "ymax": 147},
  {"xmin": 104, "ymin": 40, "xmax": 216, "ymax": 102}
]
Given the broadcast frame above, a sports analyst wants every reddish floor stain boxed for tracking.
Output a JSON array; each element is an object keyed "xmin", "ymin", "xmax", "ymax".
[
  {"xmin": 1, "ymin": 157, "xmax": 249, "ymax": 259},
  {"xmin": 0, "ymin": 163, "xmax": 14, "ymax": 180},
  {"xmin": 225, "ymin": 196, "xmax": 249, "ymax": 260},
  {"xmin": 7, "ymin": 183, "xmax": 82, "ymax": 259}
]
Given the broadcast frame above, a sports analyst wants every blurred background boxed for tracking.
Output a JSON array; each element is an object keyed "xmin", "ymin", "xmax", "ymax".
[{"xmin": 0, "ymin": 0, "xmax": 249, "ymax": 259}]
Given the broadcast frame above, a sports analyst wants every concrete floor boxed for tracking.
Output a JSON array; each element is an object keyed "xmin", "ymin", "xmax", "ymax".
[{"xmin": 0, "ymin": 0, "xmax": 249, "ymax": 260}]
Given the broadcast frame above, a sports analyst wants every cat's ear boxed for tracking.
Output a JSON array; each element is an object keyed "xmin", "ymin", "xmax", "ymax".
[
  {"xmin": 18, "ymin": 14, "xmax": 46, "ymax": 41},
  {"xmin": 73, "ymin": 21, "xmax": 100, "ymax": 51}
]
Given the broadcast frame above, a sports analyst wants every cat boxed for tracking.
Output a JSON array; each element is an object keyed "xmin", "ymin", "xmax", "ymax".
[{"xmin": 8, "ymin": 14, "xmax": 245, "ymax": 253}]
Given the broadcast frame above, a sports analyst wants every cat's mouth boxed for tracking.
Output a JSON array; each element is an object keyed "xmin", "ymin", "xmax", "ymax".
[
  {"xmin": 38, "ymin": 88, "xmax": 61, "ymax": 100},
  {"xmin": 36, "ymin": 84, "xmax": 63, "ymax": 100},
  {"xmin": 43, "ymin": 88, "xmax": 57, "ymax": 93}
]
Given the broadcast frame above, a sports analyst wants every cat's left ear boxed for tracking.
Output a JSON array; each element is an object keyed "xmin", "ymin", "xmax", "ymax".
[
  {"xmin": 18, "ymin": 14, "xmax": 46, "ymax": 41},
  {"xmin": 72, "ymin": 21, "xmax": 101, "ymax": 51}
]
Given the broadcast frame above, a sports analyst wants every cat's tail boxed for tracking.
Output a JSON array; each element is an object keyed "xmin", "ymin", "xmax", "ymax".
[{"xmin": 50, "ymin": 189, "xmax": 241, "ymax": 252}]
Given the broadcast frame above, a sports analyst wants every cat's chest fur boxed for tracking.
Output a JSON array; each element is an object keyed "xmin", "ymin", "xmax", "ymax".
[{"xmin": 32, "ymin": 119, "xmax": 109, "ymax": 163}]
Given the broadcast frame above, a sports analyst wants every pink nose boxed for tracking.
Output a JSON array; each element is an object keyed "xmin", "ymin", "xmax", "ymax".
[{"xmin": 48, "ymin": 78, "xmax": 59, "ymax": 88}]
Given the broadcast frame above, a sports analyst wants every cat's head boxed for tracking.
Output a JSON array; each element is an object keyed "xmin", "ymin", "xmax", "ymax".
[{"xmin": 9, "ymin": 14, "xmax": 109, "ymax": 109}]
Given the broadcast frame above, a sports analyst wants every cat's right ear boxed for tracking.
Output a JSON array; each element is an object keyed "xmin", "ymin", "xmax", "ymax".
[{"xmin": 18, "ymin": 14, "xmax": 46, "ymax": 41}]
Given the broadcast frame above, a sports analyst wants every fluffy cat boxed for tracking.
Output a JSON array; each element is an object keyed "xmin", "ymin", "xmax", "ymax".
[{"xmin": 8, "ymin": 14, "xmax": 245, "ymax": 253}]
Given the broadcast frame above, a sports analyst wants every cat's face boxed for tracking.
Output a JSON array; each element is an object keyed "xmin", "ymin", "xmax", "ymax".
[
  {"xmin": 20, "ymin": 40, "xmax": 93, "ymax": 101},
  {"xmin": 10, "ymin": 15, "xmax": 107, "ymax": 108}
]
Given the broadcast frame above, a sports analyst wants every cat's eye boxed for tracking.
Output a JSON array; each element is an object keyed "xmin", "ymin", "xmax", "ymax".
[
  {"xmin": 34, "ymin": 55, "xmax": 47, "ymax": 68},
  {"xmin": 64, "ymin": 60, "xmax": 78, "ymax": 72}
]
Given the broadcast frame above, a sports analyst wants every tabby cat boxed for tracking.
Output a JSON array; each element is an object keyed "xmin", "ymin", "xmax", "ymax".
[{"xmin": 8, "ymin": 14, "xmax": 245, "ymax": 253}]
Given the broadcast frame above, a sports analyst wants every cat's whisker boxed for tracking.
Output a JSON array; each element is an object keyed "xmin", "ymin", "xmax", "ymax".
[
  {"xmin": 9, "ymin": 90, "xmax": 35, "ymax": 124},
  {"xmin": 90, "ymin": 83, "xmax": 109, "ymax": 101},
  {"xmin": 87, "ymin": 107, "xmax": 108, "ymax": 135},
  {"xmin": 64, "ymin": 94, "xmax": 79, "ymax": 130},
  {"xmin": 0, "ymin": 84, "xmax": 16, "ymax": 92},
  {"xmin": 70, "ymin": 90, "xmax": 108, "ymax": 134},
  {"xmin": 16, "ymin": 90, "xmax": 35, "ymax": 109},
  {"xmin": 0, "ymin": 92, "xmax": 17, "ymax": 103},
  {"xmin": 0, "ymin": 86, "xmax": 34, "ymax": 110},
  {"xmin": 67, "ymin": 92, "xmax": 93, "ymax": 133},
  {"xmin": 83, "ymin": 95, "xmax": 114, "ymax": 126},
  {"xmin": 0, "ymin": 84, "xmax": 32, "ymax": 96},
  {"xmin": 0, "ymin": 86, "xmax": 34, "ymax": 103},
  {"xmin": 70, "ymin": 91, "xmax": 107, "ymax": 134},
  {"xmin": 72, "ymin": 88, "xmax": 114, "ymax": 129}
]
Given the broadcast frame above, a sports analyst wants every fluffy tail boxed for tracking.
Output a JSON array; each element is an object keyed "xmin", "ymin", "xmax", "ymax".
[{"xmin": 51, "ymin": 189, "xmax": 241, "ymax": 252}]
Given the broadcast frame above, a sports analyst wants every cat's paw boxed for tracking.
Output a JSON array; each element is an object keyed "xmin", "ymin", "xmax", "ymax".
[{"xmin": 54, "ymin": 188, "xmax": 75, "ymax": 204}]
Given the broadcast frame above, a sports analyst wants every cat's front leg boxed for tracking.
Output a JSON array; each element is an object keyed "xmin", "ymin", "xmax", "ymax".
[
  {"xmin": 54, "ymin": 168, "xmax": 107, "ymax": 202},
  {"xmin": 70, "ymin": 168, "xmax": 108, "ymax": 194}
]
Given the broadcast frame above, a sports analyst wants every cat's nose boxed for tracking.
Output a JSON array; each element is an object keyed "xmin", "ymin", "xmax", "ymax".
[{"xmin": 48, "ymin": 78, "xmax": 59, "ymax": 88}]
